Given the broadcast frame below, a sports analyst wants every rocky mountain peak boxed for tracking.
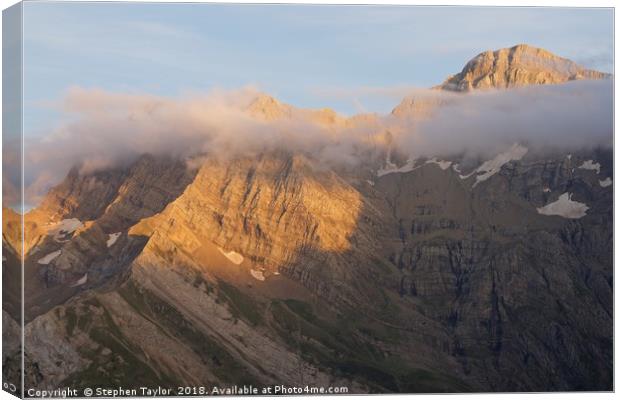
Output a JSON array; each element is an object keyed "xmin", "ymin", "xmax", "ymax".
[
  {"xmin": 246, "ymin": 93, "xmax": 293, "ymax": 121},
  {"xmin": 246, "ymin": 93, "xmax": 348, "ymax": 129},
  {"xmin": 439, "ymin": 43, "xmax": 611, "ymax": 91}
]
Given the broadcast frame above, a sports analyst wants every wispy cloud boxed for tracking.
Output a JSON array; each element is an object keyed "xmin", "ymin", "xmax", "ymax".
[{"xmin": 21, "ymin": 80, "xmax": 612, "ymax": 206}]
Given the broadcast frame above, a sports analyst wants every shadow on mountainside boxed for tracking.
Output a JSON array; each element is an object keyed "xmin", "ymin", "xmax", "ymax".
[{"xmin": 15, "ymin": 150, "xmax": 613, "ymax": 393}]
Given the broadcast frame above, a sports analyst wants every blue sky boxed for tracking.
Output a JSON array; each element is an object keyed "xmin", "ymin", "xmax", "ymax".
[{"xmin": 22, "ymin": 3, "xmax": 613, "ymax": 135}]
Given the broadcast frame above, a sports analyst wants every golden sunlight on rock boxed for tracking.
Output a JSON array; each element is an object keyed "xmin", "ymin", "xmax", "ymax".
[{"xmin": 129, "ymin": 153, "xmax": 363, "ymax": 276}]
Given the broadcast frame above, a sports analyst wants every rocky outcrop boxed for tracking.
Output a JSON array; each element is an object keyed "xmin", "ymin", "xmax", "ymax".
[
  {"xmin": 23, "ymin": 309, "xmax": 89, "ymax": 390},
  {"xmin": 439, "ymin": 44, "xmax": 611, "ymax": 91}
]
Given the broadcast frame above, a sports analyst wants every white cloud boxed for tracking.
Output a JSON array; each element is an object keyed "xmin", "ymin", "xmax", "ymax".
[{"xmin": 22, "ymin": 80, "xmax": 612, "ymax": 206}]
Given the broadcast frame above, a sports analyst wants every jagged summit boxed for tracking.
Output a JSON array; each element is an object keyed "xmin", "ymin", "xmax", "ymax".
[
  {"xmin": 246, "ymin": 92, "xmax": 349, "ymax": 127},
  {"xmin": 391, "ymin": 44, "xmax": 610, "ymax": 117},
  {"xmin": 438, "ymin": 44, "xmax": 611, "ymax": 91},
  {"xmin": 246, "ymin": 93, "xmax": 293, "ymax": 121}
]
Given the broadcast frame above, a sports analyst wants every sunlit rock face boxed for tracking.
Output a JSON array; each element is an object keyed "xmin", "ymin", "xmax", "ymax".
[
  {"xmin": 129, "ymin": 152, "xmax": 395, "ymax": 307},
  {"xmin": 439, "ymin": 44, "xmax": 611, "ymax": 91}
]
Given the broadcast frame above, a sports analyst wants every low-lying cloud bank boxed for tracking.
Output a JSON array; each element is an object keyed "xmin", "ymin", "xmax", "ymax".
[
  {"xmin": 403, "ymin": 80, "xmax": 612, "ymax": 158},
  {"xmin": 16, "ymin": 79, "xmax": 613, "ymax": 206}
]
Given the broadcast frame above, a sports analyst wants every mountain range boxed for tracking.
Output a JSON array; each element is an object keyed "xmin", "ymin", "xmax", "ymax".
[{"xmin": 2, "ymin": 44, "xmax": 613, "ymax": 393}]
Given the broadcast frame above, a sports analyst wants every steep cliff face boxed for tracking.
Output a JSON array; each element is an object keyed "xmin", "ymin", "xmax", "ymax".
[
  {"xmin": 129, "ymin": 153, "xmax": 390, "ymax": 307},
  {"xmin": 439, "ymin": 44, "xmax": 610, "ymax": 92},
  {"xmin": 0, "ymin": 155, "xmax": 196, "ymax": 260},
  {"xmin": 31, "ymin": 154, "xmax": 195, "ymax": 231},
  {"xmin": 94, "ymin": 154, "xmax": 197, "ymax": 232},
  {"xmin": 6, "ymin": 154, "xmax": 197, "ymax": 325},
  {"xmin": 375, "ymin": 150, "xmax": 612, "ymax": 390}
]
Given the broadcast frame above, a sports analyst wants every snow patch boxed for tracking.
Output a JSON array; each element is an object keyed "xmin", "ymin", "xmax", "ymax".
[
  {"xmin": 71, "ymin": 273, "xmax": 88, "ymax": 287},
  {"xmin": 567, "ymin": 154, "xmax": 572, "ymax": 160},
  {"xmin": 537, "ymin": 193, "xmax": 589, "ymax": 219},
  {"xmin": 250, "ymin": 269, "xmax": 265, "ymax": 281},
  {"xmin": 366, "ymin": 180, "xmax": 375, "ymax": 186},
  {"xmin": 377, "ymin": 157, "xmax": 417, "ymax": 177},
  {"xmin": 425, "ymin": 158, "xmax": 452, "ymax": 170},
  {"xmin": 107, "ymin": 232, "xmax": 121, "ymax": 247},
  {"xmin": 599, "ymin": 177, "xmax": 612, "ymax": 187},
  {"xmin": 218, "ymin": 248, "xmax": 244, "ymax": 265},
  {"xmin": 38, "ymin": 250, "xmax": 62, "ymax": 265},
  {"xmin": 472, "ymin": 144, "xmax": 528, "ymax": 187},
  {"xmin": 459, "ymin": 171, "xmax": 477, "ymax": 180},
  {"xmin": 578, "ymin": 160, "xmax": 601, "ymax": 174},
  {"xmin": 48, "ymin": 218, "xmax": 83, "ymax": 242}
]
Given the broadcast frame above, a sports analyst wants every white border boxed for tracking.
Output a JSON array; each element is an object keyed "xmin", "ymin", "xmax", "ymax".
[{"xmin": 0, "ymin": 1, "xmax": 616, "ymax": 400}]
